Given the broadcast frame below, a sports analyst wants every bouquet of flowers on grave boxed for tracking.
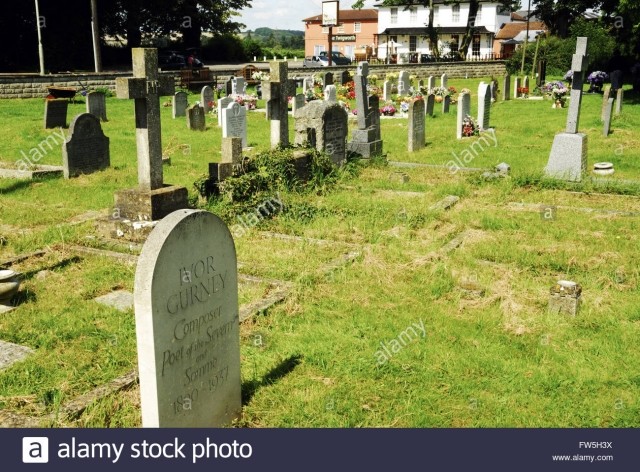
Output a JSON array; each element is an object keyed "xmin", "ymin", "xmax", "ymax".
[
  {"xmin": 517, "ymin": 87, "xmax": 529, "ymax": 98},
  {"xmin": 368, "ymin": 74, "xmax": 379, "ymax": 85},
  {"xmin": 367, "ymin": 84, "xmax": 383, "ymax": 97},
  {"xmin": 234, "ymin": 94, "xmax": 258, "ymax": 110},
  {"xmin": 431, "ymin": 86, "xmax": 451, "ymax": 102},
  {"xmin": 397, "ymin": 95, "xmax": 414, "ymax": 113},
  {"xmin": 461, "ymin": 114, "xmax": 479, "ymax": 137},
  {"xmin": 380, "ymin": 102, "xmax": 397, "ymax": 116},
  {"xmin": 542, "ymin": 81, "xmax": 569, "ymax": 104},
  {"xmin": 337, "ymin": 81, "xmax": 356, "ymax": 101},
  {"xmin": 251, "ymin": 71, "xmax": 270, "ymax": 82}
]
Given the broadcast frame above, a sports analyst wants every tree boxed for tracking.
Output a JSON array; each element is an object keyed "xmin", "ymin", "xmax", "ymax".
[
  {"xmin": 352, "ymin": 0, "xmax": 520, "ymax": 60},
  {"xmin": 532, "ymin": 0, "xmax": 602, "ymax": 38}
]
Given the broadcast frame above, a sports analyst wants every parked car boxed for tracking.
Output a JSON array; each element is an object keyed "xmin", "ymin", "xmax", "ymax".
[
  {"xmin": 159, "ymin": 51, "xmax": 187, "ymax": 70},
  {"xmin": 303, "ymin": 51, "xmax": 352, "ymax": 67}
]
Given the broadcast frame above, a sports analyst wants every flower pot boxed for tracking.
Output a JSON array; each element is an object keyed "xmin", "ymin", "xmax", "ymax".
[{"xmin": 0, "ymin": 270, "xmax": 20, "ymax": 305}]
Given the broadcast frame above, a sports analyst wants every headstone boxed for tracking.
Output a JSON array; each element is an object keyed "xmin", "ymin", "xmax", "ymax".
[
  {"xmin": 44, "ymin": 99, "xmax": 68, "ymax": 129},
  {"xmin": 537, "ymin": 60, "xmax": 547, "ymax": 87},
  {"xmin": 398, "ymin": 71, "xmax": 410, "ymax": 95},
  {"xmin": 324, "ymin": 85, "xmax": 337, "ymax": 103},
  {"xmin": 600, "ymin": 85, "xmax": 612, "ymax": 122},
  {"xmin": 383, "ymin": 80, "xmax": 392, "ymax": 101},
  {"xmin": 442, "ymin": 95, "xmax": 451, "ymax": 114},
  {"xmin": 514, "ymin": 77, "xmax": 522, "ymax": 98},
  {"xmin": 610, "ymin": 70, "xmax": 623, "ymax": 94},
  {"xmin": 441, "ymin": 73, "xmax": 448, "ymax": 89},
  {"xmin": 602, "ymin": 97, "xmax": 614, "ymax": 137},
  {"xmin": 477, "ymin": 82, "xmax": 491, "ymax": 130},
  {"xmin": 322, "ymin": 72, "xmax": 334, "ymax": 89},
  {"xmin": 346, "ymin": 61, "xmax": 383, "ymax": 158},
  {"xmin": 225, "ymin": 78, "xmax": 233, "ymax": 96},
  {"xmin": 62, "ymin": 113, "xmax": 110, "ymax": 178},
  {"xmin": 232, "ymin": 77, "xmax": 245, "ymax": 96},
  {"xmin": 222, "ymin": 101, "xmax": 248, "ymax": 148},
  {"xmin": 503, "ymin": 74, "xmax": 511, "ymax": 101},
  {"xmin": 217, "ymin": 96, "xmax": 233, "ymax": 127},
  {"xmin": 340, "ymin": 70, "xmax": 351, "ymax": 85},
  {"xmin": 187, "ymin": 104, "xmax": 206, "ymax": 131},
  {"xmin": 201, "ymin": 86, "xmax": 214, "ymax": 113},
  {"xmin": 369, "ymin": 94, "xmax": 381, "ymax": 141},
  {"xmin": 292, "ymin": 93, "xmax": 306, "ymax": 115},
  {"xmin": 426, "ymin": 94, "xmax": 435, "ymax": 117},
  {"xmin": 86, "ymin": 91, "xmax": 108, "ymax": 122},
  {"xmin": 134, "ymin": 209, "xmax": 241, "ymax": 427},
  {"xmin": 172, "ymin": 91, "xmax": 188, "ymax": 118},
  {"xmin": 408, "ymin": 98, "xmax": 425, "ymax": 152},
  {"xmin": 263, "ymin": 61, "xmax": 295, "ymax": 148},
  {"xmin": 456, "ymin": 92, "xmax": 471, "ymax": 139},
  {"xmin": 427, "ymin": 76, "xmax": 435, "ymax": 92},
  {"xmin": 615, "ymin": 88, "xmax": 623, "ymax": 115},
  {"xmin": 523, "ymin": 76, "xmax": 530, "ymax": 92},
  {"xmin": 294, "ymin": 101, "xmax": 349, "ymax": 166},
  {"xmin": 303, "ymin": 76, "xmax": 314, "ymax": 94},
  {"xmin": 115, "ymin": 48, "xmax": 188, "ymax": 221},
  {"xmin": 544, "ymin": 37, "xmax": 589, "ymax": 182},
  {"xmin": 490, "ymin": 80, "xmax": 498, "ymax": 102},
  {"xmin": 548, "ymin": 280, "xmax": 581, "ymax": 316}
]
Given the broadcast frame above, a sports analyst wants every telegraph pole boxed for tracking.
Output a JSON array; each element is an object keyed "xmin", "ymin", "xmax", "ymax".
[
  {"xmin": 34, "ymin": 0, "xmax": 45, "ymax": 75},
  {"xmin": 91, "ymin": 0, "xmax": 102, "ymax": 72}
]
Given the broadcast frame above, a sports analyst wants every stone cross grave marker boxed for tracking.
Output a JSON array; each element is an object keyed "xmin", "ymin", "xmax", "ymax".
[
  {"xmin": 115, "ymin": 48, "xmax": 188, "ymax": 220},
  {"xmin": 172, "ymin": 91, "xmax": 188, "ymax": 118},
  {"xmin": 201, "ymin": 86, "xmax": 214, "ymax": 113},
  {"xmin": 408, "ymin": 98, "xmax": 425, "ymax": 152},
  {"xmin": 347, "ymin": 61, "xmax": 383, "ymax": 158},
  {"xmin": 232, "ymin": 77, "xmax": 245, "ymax": 96},
  {"xmin": 503, "ymin": 74, "xmax": 511, "ymax": 101},
  {"xmin": 134, "ymin": 209, "xmax": 241, "ymax": 427},
  {"xmin": 615, "ymin": 88, "xmax": 623, "ymax": 115},
  {"xmin": 426, "ymin": 94, "xmax": 435, "ymax": 117},
  {"xmin": 263, "ymin": 61, "xmax": 295, "ymax": 148},
  {"xmin": 217, "ymin": 96, "xmax": 233, "ymax": 127},
  {"xmin": 86, "ymin": 91, "xmax": 108, "ymax": 122},
  {"xmin": 187, "ymin": 104, "xmax": 206, "ymax": 131},
  {"xmin": 602, "ymin": 97, "xmax": 614, "ymax": 137},
  {"xmin": 477, "ymin": 82, "xmax": 491, "ymax": 130},
  {"xmin": 44, "ymin": 99, "xmax": 68, "ymax": 129},
  {"xmin": 398, "ymin": 70, "xmax": 410, "ymax": 96},
  {"xmin": 324, "ymin": 84, "xmax": 337, "ymax": 103},
  {"xmin": 601, "ymin": 85, "xmax": 612, "ymax": 121},
  {"xmin": 457, "ymin": 92, "xmax": 471, "ymax": 139},
  {"xmin": 222, "ymin": 101, "xmax": 248, "ymax": 148},
  {"xmin": 62, "ymin": 113, "xmax": 110, "ymax": 178},
  {"xmin": 544, "ymin": 37, "xmax": 589, "ymax": 182}
]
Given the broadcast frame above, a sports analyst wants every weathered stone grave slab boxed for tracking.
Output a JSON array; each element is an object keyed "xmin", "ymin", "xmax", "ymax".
[
  {"xmin": 94, "ymin": 290, "xmax": 134, "ymax": 312},
  {"xmin": 201, "ymin": 86, "xmax": 214, "ymax": 113},
  {"xmin": 86, "ymin": 91, "xmax": 108, "ymax": 122},
  {"xmin": 0, "ymin": 340, "xmax": 34, "ymax": 370},
  {"xmin": 44, "ymin": 99, "xmax": 69, "ymax": 129},
  {"xmin": 477, "ymin": 82, "xmax": 491, "ymax": 130},
  {"xmin": 457, "ymin": 92, "xmax": 471, "ymax": 139},
  {"xmin": 603, "ymin": 97, "xmax": 614, "ymax": 137},
  {"xmin": 134, "ymin": 209, "xmax": 241, "ymax": 427},
  {"xmin": 408, "ymin": 98, "xmax": 425, "ymax": 152},
  {"xmin": 295, "ymin": 100, "xmax": 348, "ymax": 166},
  {"xmin": 187, "ymin": 104, "xmax": 206, "ymax": 131},
  {"xmin": 172, "ymin": 91, "xmax": 188, "ymax": 118},
  {"xmin": 0, "ymin": 165, "xmax": 63, "ymax": 180},
  {"xmin": 502, "ymin": 74, "xmax": 511, "ymax": 101},
  {"xmin": 62, "ymin": 113, "xmax": 110, "ymax": 179},
  {"xmin": 217, "ymin": 96, "xmax": 233, "ymax": 127}
]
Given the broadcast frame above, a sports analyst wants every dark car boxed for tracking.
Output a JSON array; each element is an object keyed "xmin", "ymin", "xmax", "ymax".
[
  {"xmin": 159, "ymin": 51, "xmax": 187, "ymax": 70},
  {"xmin": 303, "ymin": 51, "xmax": 352, "ymax": 67}
]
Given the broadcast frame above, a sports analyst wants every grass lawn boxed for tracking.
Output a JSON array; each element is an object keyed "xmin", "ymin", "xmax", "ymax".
[{"xmin": 0, "ymin": 76, "xmax": 639, "ymax": 427}]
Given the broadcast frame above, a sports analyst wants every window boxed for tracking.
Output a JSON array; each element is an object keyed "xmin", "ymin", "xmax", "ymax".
[
  {"xmin": 452, "ymin": 4, "xmax": 460, "ymax": 23},
  {"xmin": 337, "ymin": 24, "xmax": 345, "ymax": 33},
  {"xmin": 314, "ymin": 45, "xmax": 325, "ymax": 56},
  {"xmin": 472, "ymin": 34, "xmax": 481, "ymax": 56},
  {"xmin": 409, "ymin": 35, "xmax": 417, "ymax": 52},
  {"xmin": 476, "ymin": 5, "xmax": 483, "ymax": 23},
  {"xmin": 390, "ymin": 7, "xmax": 398, "ymax": 24},
  {"xmin": 410, "ymin": 6, "xmax": 418, "ymax": 24},
  {"xmin": 354, "ymin": 22, "xmax": 362, "ymax": 33},
  {"xmin": 450, "ymin": 34, "xmax": 459, "ymax": 53}
]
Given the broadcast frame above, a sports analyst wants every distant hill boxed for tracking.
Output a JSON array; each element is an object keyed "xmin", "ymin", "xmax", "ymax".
[{"xmin": 240, "ymin": 27, "xmax": 304, "ymax": 49}]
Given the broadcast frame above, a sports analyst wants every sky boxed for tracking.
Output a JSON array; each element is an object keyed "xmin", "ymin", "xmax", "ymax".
[{"xmin": 237, "ymin": 0, "xmax": 378, "ymax": 31}]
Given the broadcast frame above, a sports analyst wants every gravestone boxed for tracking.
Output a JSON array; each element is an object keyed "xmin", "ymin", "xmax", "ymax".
[
  {"xmin": 346, "ymin": 61, "xmax": 383, "ymax": 158},
  {"xmin": 602, "ymin": 97, "xmax": 614, "ymax": 137},
  {"xmin": 232, "ymin": 77, "xmax": 245, "ymax": 96},
  {"xmin": 210, "ymin": 137, "xmax": 243, "ymax": 187},
  {"xmin": 490, "ymin": 80, "xmax": 498, "ymax": 102},
  {"xmin": 263, "ymin": 61, "xmax": 295, "ymax": 148},
  {"xmin": 398, "ymin": 71, "xmax": 410, "ymax": 95},
  {"xmin": 172, "ymin": 91, "xmax": 188, "ymax": 118},
  {"xmin": 426, "ymin": 94, "xmax": 435, "ymax": 117},
  {"xmin": 369, "ymin": 95, "xmax": 381, "ymax": 141},
  {"xmin": 477, "ymin": 82, "xmax": 491, "ymax": 130},
  {"xmin": 503, "ymin": 74, "xmax": 511, "ymax": 101},
  {"xmin": 537, "ymin": 60, "xmax": 547, "ymax": 87},
  {"xmin": 514, "ymin": 77, "xmax": 522, "ymax": 98},
  {"xmin": 610, "ymin": 69, "xmax": 623, "ymax": 94},
  {"xmin": 292, "ymin": 93, "xmax": 306, "ymax": 115},
  {"xmin": 523, "ymin": 76, "xmax": 530, "ymax": 92},
  {"xmin": 441, "ymin": 73, "xmax": 448, "ymax": 89},
  {"xmin": 427, "ymin": 76, "xmax": 435, "ymax": 92},
  {"xmin": 222, "ymin": 101, "xmax": 248, "ymax": 148},
  {"xmin": 340, "ymin": 70, "xmax": 351, "ymax": 85},
  {"xmin": 303, "ymin": 76, "xmax": 314, "ymax": 94},
  {"xmin": 44, "ymin": 99, "xmax": 68, "ymax": 129},
  {"xmin": 442, "ymin": 95, "xmax": 451, "ymax": 114},
  {"xmin": 294, "ymin": 101, "xmax": 349, "ymax": 166},
  {"xmin": 615, "ymin": 88, "xmax": 623, "ymax": 115},
  {"xmin": 408, "ymin": 98, "xmax": 425, "ymax": 152},
  {"xmin": 217, "ymin": 96, "xmax": 233, "ymax": 127},
  {"xmin": 383, "ymin": 80, "xmax": 392, "ymax": 101},
  {"xmin": 201, "ymin": 86, "xmax": 214, "ymax": 113},
  {"xmin": 62, "ymin": 113, "xmax": 110, "ymax": 178},
  {"xmin": 456, "ymin": 92, "xmax": 471, "ymax": 139},
  {"xmin": 134, "ymin": 209, "xmax": 241, "ymax": 427},
  {"xmin": 86, "ymin": 91, "xmax": 108, "ymax": 122},
  {"xmin": 600, "ymin": 85, "xmax": 612, "ymax": 122},
  {"xmin": 187, "ymin": 104, "xmax": 206, "ymax": 131},
  {"xmin": 322, "ymin": 72, "xmax": 334, "ymax": 89},
  {"xmin": 115, "ymin": 48, "xmax": 189, "ymax": 221},
  {"xmin": 225, "ymin": 78, "xmax": 233, "ymax": 96},
  {"xmin": 324, "ymin": 85, "xmax": 337, "ymax": 103},
  {"xmin": 544, "ymin": 37, "xmax": 589, "ymax": 182}
]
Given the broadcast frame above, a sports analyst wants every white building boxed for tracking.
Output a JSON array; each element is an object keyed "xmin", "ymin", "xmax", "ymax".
[{"xmin": 376, "ymin": 1, "xmax": 512, "ymax": 63}]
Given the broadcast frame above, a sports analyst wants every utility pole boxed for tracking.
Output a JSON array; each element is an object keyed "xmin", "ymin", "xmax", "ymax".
[
  {"xmin": 34, "ymin": 0, "xmax": 45, "ymax": 75},
  {"xmin": 520, "ymin": 0, "xmax": 531, "ymax": 76},
  {"xmin": 91, "ymin": 0, "xmax": 102, "ymax": 72}
]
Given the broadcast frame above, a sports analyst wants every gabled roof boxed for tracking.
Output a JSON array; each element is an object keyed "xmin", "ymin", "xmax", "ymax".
[
  {"xmin": 303, "ymin": 9, "xmax": 377, "ymax": 23},
  {"xmin": 495, "ymin": 21, "xmax": 546, "ymax": 40}
]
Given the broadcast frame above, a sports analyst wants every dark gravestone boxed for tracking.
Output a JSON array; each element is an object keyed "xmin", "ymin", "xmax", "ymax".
[
  {"xmin": 86, "ymin": 92, "xmax": 108, "ymax": 122},
  {"xmin": 503, "ymin": 74, "xmax": 511, "ymax": 101},
  {"xmin": 187, "ymin": 104, "xmax": 206, "ymax": 131},
  {"xmin": 537, "ymin": 60, "xmax": 547, "ymax": 87},
  {"xmin": 340, "ymin": 70, "xmax": 351, "ymax": 85},
  {"xmin": 62, "ymin": 113, "xmax": 110, "ymax": 178},
  {"xmin": 44, "ymin": 99, "xmax": 69, "ymax": 129},
  {"xmin": 408, "ymin": 98, "xmax": 425, "ymax": 152},
  {"xmin": 294, "ymin": 101, "xmax": 348, "ymax": 166},
  {"xmin": 602, "ymin": 97, "xmax": 614, "ymax": 137},
  {"xmin": 323, "ymin": 72, "xmax": 334, "ymax": 89},
  {"xmin": 426, "ymin": 94, "xmax": 435, "ymax": 117},
  {"xmin": 609, "ymin": 70, "xmax": 623, "ymax": 95}
]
